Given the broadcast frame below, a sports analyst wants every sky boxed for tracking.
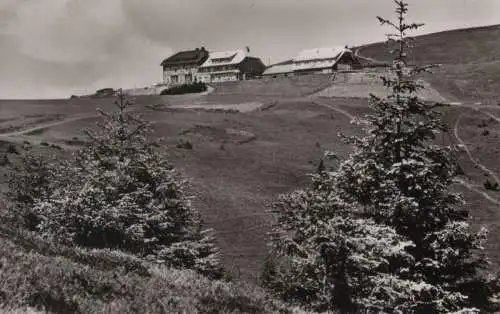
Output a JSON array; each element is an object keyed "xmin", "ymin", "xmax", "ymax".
[{"xmin": 1, "ymin": 0, "xmax": 499, "ymax": 99}]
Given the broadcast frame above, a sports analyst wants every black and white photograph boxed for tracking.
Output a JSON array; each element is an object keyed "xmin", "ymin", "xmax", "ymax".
[{"xmin": 1, "ymin": 0, "xmax": 500, "ymax": 313}]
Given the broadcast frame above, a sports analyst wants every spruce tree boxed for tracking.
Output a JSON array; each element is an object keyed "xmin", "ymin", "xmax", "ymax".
[
  {"xmin": 334, "ymin": 0, "xmax": 498, "ymax": 310},
  {"xmin": 264, "ymin": 1, "xmax": 500, "ymax": 312},
  {"xmin": 31, "ymin": 91, "xmax": 223, "ymax": 278}
]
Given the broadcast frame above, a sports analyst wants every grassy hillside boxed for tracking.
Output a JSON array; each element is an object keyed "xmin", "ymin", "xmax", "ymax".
[
  {"xmin": 358, "ymin": 24, "xmax": 500, "ymax": 103},
  {"xmin": 0, "ymin": 96, "xmax": 364, "ymax": 282},
  {"xmin": 0, "ymin": 224, "xmax": 309, "ymax": 314}
]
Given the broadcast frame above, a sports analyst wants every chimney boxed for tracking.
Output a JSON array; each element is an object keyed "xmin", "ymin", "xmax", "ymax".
[
  {"xmin": 196, "ymin": 48, "xmax": 200, "ymax": 51},
  {"xmin": 201, "ymin": 46, "xmax": 206, "ymax": 51}
]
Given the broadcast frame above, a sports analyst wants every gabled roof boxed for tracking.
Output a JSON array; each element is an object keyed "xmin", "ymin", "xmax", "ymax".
[
  {"xmin": 199, "ymin": 50, "xmax": 246, "ymax": 68},
  {"xmin": 161, "ymin": 48, "xmax": 209, "ymax": 67},
  {"xmin": 293, "ymin": 46, "xmax": 349, "ymax": 62},
  {"xmin": 268, "ymin": 59, "xmax": 294, "ymax": 67},
  {"xmin": 263, "ymin": 59, "xmax": 294, "ymax": 75},
  {"xmin": 292, "ymin": 47, "xmax": 354, "ymax": 72}
]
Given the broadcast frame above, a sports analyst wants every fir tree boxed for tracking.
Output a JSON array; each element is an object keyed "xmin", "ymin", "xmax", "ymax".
[
  {"xmin": 30, "ymin": 91, "xmax": 223, "ymax": 278},
  {"xmin": 333, "ymin": 0, "xmax": 499, "ymax": 310},
  {"xmin": 264, "ymin": 1, "xmax": 500, "ymax": 312}
]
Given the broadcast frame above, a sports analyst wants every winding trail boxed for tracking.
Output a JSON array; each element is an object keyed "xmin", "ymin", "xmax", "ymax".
[
  {"xmin": 454, "ymin": 112, "xmax": 500, "ymax": 185},
  {"xmin": 311, "ymin": 98, "xmax": 355, "ymax": 120},
  {"xmin": 453, "ymin": 178, "xmax": 500, "ymax": 206},
  {"xmin": 310, "ymin": 95, "xmax": 500, "ymax": 206},
  {"xmin": 0, "ymin": 113, "xmax": 98, "ymax": 138},
  {"xmin": 475, "ymin": 108, "xmax": 500, "ymax": 124}
]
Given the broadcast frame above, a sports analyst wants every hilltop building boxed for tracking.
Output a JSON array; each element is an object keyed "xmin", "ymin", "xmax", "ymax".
[
  {"xmin": 197, "ymin": 49, "xmax": 265, "ymax": 83},
  {"xmin": 263, "ymin": 46, "xmax": 362, "ymax": 78},
  {"xmin": 262, "ymin": 59, "xmax": 294, "ymax": 78},
  {"xmin": 292, "ymin": 46, "xmax": 362, "ymax": 74},
  {"xmin": 160, "ymin": 47, "xmax": 209, "ymax": 85}
]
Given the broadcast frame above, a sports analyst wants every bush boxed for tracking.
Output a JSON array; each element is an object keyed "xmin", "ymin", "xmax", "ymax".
[
  {"xmin": 484, "ymin": 180, "xmax": 500, "ymax": 191},
  {"xmin": 160, "ymin": 82, "xmax": 207, "ymax": 95},
  {"xmin": 6, "ymin": 143, "xmax": 18, "ymax": 155},
  {"xmin": 176, "ymin": 139, "xmax": 193, "ymax": 150},
  {"xmin": 0, "ymin": 154, "xmax": 9, "ymax": 166},
  {"xmin": 5, "ymin": 152, "xmax": 61, "ymax": 230}
]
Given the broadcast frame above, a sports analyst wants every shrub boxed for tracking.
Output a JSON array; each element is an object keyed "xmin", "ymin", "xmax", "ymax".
[
  {"xmin": 5, "ymin": 152, "xmax": 61, "ymax": 230},
  {"xmin": 176, "ymin": 139, "xmax": 193, "ymax": 150},
  {"xmin": 484, "ymin": 180, "xmax": 500, "ymax": 191},
  {"xmin": 160, "ymin": 82, "xmax": 208, "ymax": 95},
  {"xmin": 6, "ymin": 143, "xmax": 18, "ymax": 155},
  {"xmin": 0, "ymin": 154, "xmax": 9, "ymax": 166}
]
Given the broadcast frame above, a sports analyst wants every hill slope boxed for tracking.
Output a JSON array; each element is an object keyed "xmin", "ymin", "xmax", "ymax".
[
  {"xmin": 358, "ymin": 24, "xmax": 500, "ymax": 103},
  {"xmin": 0, "ymin": 224, "xmax": 309, "ymax": 313}
]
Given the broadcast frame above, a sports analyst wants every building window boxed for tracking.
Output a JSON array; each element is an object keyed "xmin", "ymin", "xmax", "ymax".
[{"xmin": 171, "ymin": 75, "xmax": 178, "ymax": 83}]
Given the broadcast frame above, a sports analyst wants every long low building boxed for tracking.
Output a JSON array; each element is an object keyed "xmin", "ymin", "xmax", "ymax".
[
  {"xmin": 262, "ymin": 59, "xmax": 294, "ymax": 77},
  {"xmin": 263, "ymin": 46, "xmax": 362, "ymax": 77},
  {"xmin": 197, "ymin": 50, "xmax": 265, "ymax": 83}
]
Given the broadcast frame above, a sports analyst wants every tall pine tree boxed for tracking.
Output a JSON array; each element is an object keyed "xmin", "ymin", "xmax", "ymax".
[
  {"xmin": 264, "ymin": 1, "xmax": 500, "ymax": 312},
  {"xmin": 335, "ymin": 0, "xmax": 498, "ymax": 310}
]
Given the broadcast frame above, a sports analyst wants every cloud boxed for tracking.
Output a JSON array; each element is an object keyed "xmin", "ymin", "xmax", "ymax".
[
  {"xmin": 0, "ymin": 0, "xmax": 172, "ymax": 98},
  {"xmin": 0, "ymin": 0, "xmax": 499, "ymax": 99}
]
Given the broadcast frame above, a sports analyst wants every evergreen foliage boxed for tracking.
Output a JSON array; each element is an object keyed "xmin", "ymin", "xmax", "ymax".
[
  {"xmin": 6, "ymin": 152, "xmax": 61, "ymax": 231},
  {"xmin": 264, "ymin": 1, "xmax": 500, "ymax": 312},
  {"xmin": 7, "ymin": 91, "xmax": 223, "ymax": 279}
]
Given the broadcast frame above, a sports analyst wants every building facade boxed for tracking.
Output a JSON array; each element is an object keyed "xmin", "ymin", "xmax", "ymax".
[
  {"xmin": 263, "ymin": 47, "xmax": 362, "ymax": 78},
  {"xmin": 292, "ymin": 47, "xmax": 362, "ymax": 75},
  {"xmin": 160, "ymin": 47, "xmax": 209, "ymax": 85},
  {"xmin": 197, "ymin": 50, "xmax": 265, "ymax": 83}
]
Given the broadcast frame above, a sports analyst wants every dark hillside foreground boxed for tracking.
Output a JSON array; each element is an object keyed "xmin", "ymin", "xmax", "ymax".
[{"xmin": 0, "ymin": 225, "xmax": 309, "ymax": 314}]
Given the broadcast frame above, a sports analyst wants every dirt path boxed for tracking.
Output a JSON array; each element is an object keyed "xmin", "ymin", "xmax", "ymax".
[
  {"xmin": 475, "ymin": 108, "xmax": 500, "ymax": 124},
  {"xmin": 0, "ymin": 113, "xmax": 98, "ymax": 138},
  {"xmin": 309, "ymin": 94, "xmax": 500, "ymax": 206},
  {"xmin": 454, "ymin": 112, "xmax": 500, "ymax": 185},
  {"xmin": 311, "ymin": 97, "xmax": 355, "ymax": 120},
  {"xmin": 454, "ymin": 178, "xmax": 500, "ymax": 206}
]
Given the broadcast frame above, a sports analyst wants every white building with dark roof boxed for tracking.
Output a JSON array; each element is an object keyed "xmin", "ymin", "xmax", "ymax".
[
  {"xmin": 292, "ymin": 46, "xmax": 361, "ymax": 74},
  {"xmin": 160, "ymin": 47, "xmax": 209, "ymax": 85},
  {"xmin": 197, "ymin": 49, "xmax": 265, "ymax": 83}
]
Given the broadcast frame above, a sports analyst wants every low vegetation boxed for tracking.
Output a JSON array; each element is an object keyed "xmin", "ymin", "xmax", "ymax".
[
  {"xmin": 160, "ymin": 81, "xmax": 208, "ymax": 95},
  {"xmin": 0, "ymin": 225, "xmax": 308, "ymax": 314}
]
